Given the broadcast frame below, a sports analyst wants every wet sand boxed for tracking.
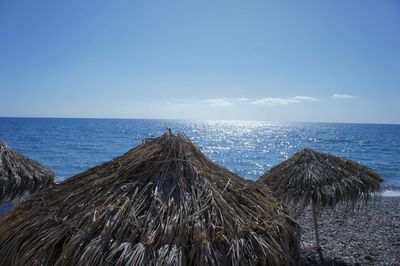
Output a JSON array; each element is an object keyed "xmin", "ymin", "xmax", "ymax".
[{"xmin": 299, "ymin": 196, "xmax": 400, "ymax": 265}]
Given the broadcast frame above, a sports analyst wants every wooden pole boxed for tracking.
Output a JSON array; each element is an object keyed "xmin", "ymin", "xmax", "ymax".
[{"xmin": 312, "ymin": 201, "xmax": 323, "ymax": 261}]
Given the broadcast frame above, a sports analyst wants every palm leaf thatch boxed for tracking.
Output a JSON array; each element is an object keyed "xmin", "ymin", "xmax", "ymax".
[
  {"xmin": 258, "ymin": 148, "xmax": 382, "ymax": 260},
  {"xmin": 259, "ymin": 148, "xmax": 382, "ymax": 212},
  {"xmin": 0, "ymin": 143, "xmax": 54, "ymax": 204},
  {"xmin": 0, "ymin": 131, "xmax": 299, "ymax": 266}
]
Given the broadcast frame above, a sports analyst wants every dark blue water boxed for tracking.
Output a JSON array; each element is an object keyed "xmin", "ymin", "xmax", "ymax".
[{"xmin": 0, "ymin": 118, "xmax": 399, "ymax": 191}]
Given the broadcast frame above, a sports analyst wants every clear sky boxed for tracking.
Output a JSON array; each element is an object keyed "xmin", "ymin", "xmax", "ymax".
[{"xmin": 0, "ymin": 1, "xmax": 399, "ymax": 123}]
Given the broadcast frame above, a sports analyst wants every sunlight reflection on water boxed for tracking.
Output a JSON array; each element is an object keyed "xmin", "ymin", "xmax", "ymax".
[{"xmin": 0, "ymin": 118, "xmax": 399, "ymax": 190}]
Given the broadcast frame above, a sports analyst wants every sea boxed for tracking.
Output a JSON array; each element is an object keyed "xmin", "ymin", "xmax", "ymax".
[{"xmin": 0, "ymin": 118, "xmax": 399, "ymax": 194}]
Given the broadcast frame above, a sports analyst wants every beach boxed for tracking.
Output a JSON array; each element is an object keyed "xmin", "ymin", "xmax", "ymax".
[
  {"xmin": 1, "ymin": 0, "xmax": 399, "ymax": 263},
  {"xmin": 0, "ymin": 118, "xmax": 399, "ymax": 264},
  {"xmin": 300, "ymin": 196, "xmax": 400, "ymax": 265}
]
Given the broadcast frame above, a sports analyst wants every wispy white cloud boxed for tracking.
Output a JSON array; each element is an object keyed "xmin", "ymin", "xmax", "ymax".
[
  {"xmin": 251, "ymin": 96, "xmax": 318, "ymax": 105},
  {"xmin": 204, "ymin": 97, "xmax": 252, "ymax": 107},
  {"xmin": 165, "ymin": 102, "xmax": 191, "ymax": 108},
  {"xmin": 292, "ymin": 96, "xmax": 318, "ymax": 102},
  {"xmin": 332, "ymin": 93, "xmax": 357, "ymax": 99},
  {"xmin": 205, "ymin": 98, "xmax": 234, "ymax": 107},
  {"xmin": 237, "ymin": 97, "xmax": 250, "ymax": 102},
  {"xmin": 165, "ymin": 96, "xmax": 318, "ymax": 108}
]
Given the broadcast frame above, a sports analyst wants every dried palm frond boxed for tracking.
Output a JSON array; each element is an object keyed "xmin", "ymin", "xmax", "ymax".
[
  {"xmin": 258, "ymin": 148, "xmax": 382, "ymax": 260},
  {"xmin": 0, "ymin": 143, "xmax": 54, "ymax": 204},
  {"xmin": 259, "ymin": 148, "xmax": 382, "ymax": 212},
  {"xmin": 0, "ymin": 131, "xmax": 299, "ymax": 265}
]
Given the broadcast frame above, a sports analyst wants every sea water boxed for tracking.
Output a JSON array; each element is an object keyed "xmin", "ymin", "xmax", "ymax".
[{"xmin": 0, "ymin": 118, "xmax": 399, "ymax": 193}]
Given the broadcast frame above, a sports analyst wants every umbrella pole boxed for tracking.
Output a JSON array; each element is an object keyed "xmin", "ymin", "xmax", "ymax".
[{"xmin": 312, "ymin": 202, "xmax": 323, "ymax": 261}]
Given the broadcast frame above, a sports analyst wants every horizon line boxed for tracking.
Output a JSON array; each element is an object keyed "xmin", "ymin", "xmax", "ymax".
[{"xmin": 0, "ymin": 116, "xmax": 399, "ymax": 126}]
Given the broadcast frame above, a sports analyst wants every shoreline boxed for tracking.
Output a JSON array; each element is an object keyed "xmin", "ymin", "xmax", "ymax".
[
  {"xmin": 382, "ymin": 190, "xmax": 400, "ymax": 197},
  {"xmin": 299, "ymin": 196, "xmax": 400, "ymax": 265}
]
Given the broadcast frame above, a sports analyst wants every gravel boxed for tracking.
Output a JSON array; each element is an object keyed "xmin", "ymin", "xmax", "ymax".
[{"xmin": 299, "ymin": 196, "xmax": 400, "ymax": 265}]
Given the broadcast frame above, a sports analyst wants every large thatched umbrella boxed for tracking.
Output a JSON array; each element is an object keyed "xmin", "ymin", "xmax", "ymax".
[
  {"xmin": 0, "ymin": 132, "xmax": 299, "ymax": 265},
  {"xmin": 0, "ymin": 143, "xmax": 54, "ymax": 204},
  {"xmin": 258, "ymin": 148, "xmax": 382, "ymax": 259}
]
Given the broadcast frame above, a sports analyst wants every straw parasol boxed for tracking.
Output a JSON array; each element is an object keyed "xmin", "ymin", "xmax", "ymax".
[
  {"xmin": 0, "ymin": 131, "xmax": 300, "ymax": 265},
  {"xmin": 0, "ymin": 143, "xmax": 54, "ymax": 204},
  {"xmin": 258, "ymin": 148, "xmax": 382, "ymax": 260}
]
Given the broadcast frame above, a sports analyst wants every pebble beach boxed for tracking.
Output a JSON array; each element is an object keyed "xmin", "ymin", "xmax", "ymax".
[{"xmin": 300, "ymin": 196, "xmax": 400, "ymax": 265}]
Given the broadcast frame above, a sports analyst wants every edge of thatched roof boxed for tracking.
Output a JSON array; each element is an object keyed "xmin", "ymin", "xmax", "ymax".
[
  {"xmin": 258, "ymin": 148, "xmax": 383, "ymax": 212},
  {"xmin": 0, "ymin": 143, "xmax": 55, "ymax": 204},
  {"xmin": 0, "ymin": 132, "xmax": 300, "ymax": 265}
]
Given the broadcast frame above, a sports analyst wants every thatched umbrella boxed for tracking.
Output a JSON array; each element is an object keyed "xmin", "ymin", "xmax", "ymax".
[
  {"xmin": 0, "ymin": 132, "xmax": 299, "ymax": 265},
  {"xmin": 258, "ymin": 148, "xmax": 382, "ymax": 259},
  {"xmin": 0, "ymin": 143, "xmax": 54, "ymax": 204}
]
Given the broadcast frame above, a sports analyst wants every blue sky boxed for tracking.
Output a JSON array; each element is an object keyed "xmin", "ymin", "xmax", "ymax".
[{"xmin": 0, "ymin": 0, "xmax": 399, "ymax": 123}]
